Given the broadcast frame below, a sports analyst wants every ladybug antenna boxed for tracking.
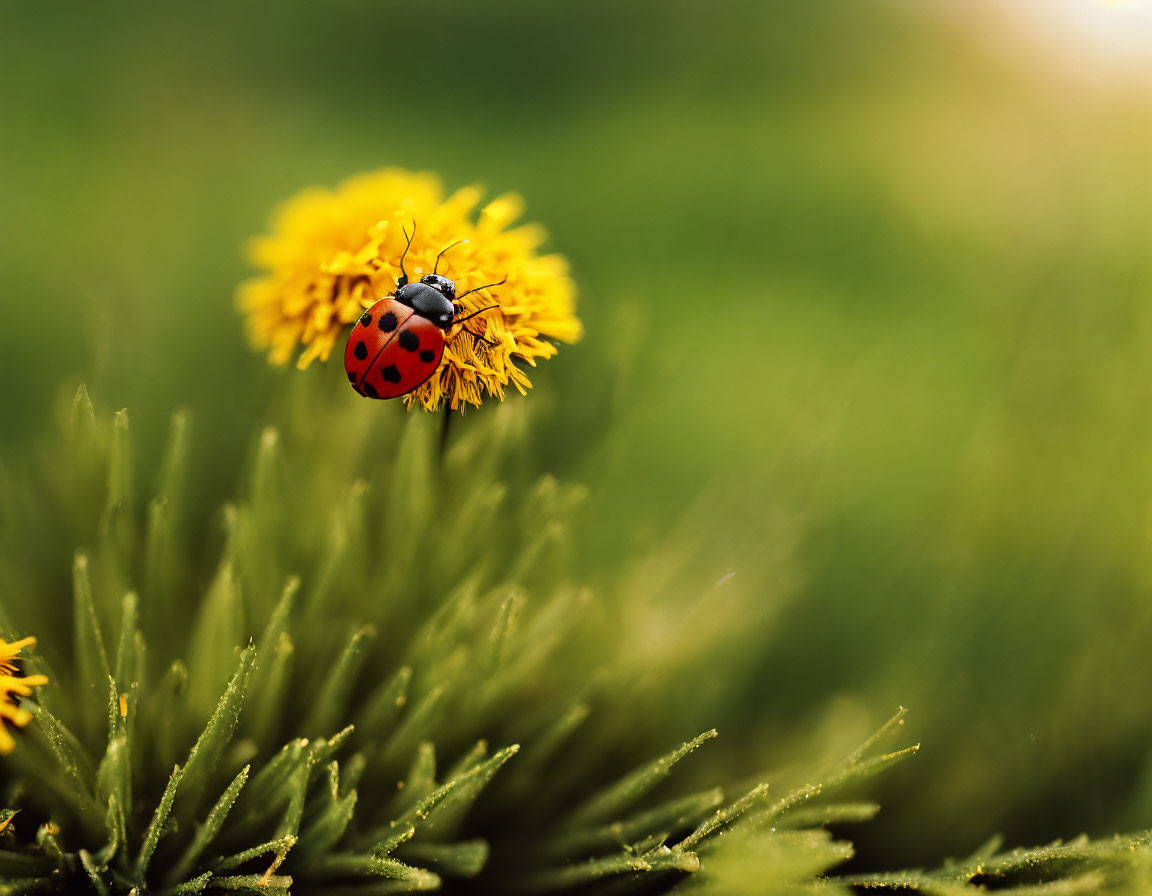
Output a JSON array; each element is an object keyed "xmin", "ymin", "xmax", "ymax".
[
  {"xmin": 398, "ymin": 222, "xmax": 415, "ymax": 282},
  {"xmin": 455, "ymin": 275, "xmax": 508, "ymax": 301},
  {"xmin": 434, "ymin": 238, "xmax": 468, "ymax": 275}
]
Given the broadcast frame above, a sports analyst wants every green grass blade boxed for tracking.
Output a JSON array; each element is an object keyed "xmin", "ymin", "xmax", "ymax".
[
  {"xmin": 309, "ymin": 853, "xmax": 438, "ymax": 884},
  {"xmin": 399, "ymin": 840, "xmax": 489, "ymax": 878},
  {"xmin": 357, "ymin": 666, "xmax": 412, "ymax": 742},
  {"xmin": 423, "ymin": 744, "xmax": 519, "ymax": 835},
  {"xmin": 178, "ymin": 645, "xmax": 256, "ymax": 810},
  {"xmin": 242, "ymin": 739, "xmax": 308, "ymax": 815},
  {"xmin": 167, "ymin": 764, "xmax": 250, "ymax": 884},
  {"xmin": 294, "ymin": 791, "xmax": 359, "ymax": 861},
  {"xmin": 69, "ymin": 384, "xmax": 96, "ymax": 441},
  {"xmin": 302, "ymin": 625, "xmax": 376, "ymax": 737},
  {"xmin": 565, "ymin": 730, "xmax": 717, "ymax": 830},
  {"xmin": 211, "ymin": 873, "xmax": 292, "ymax": 894},
  {"xmin": 72, "ymin": 553, "xmax": 111, "ymax": 740},
  {"xmin": 136, "ymin": 764, "xmax": 183, "ymax": 879},
  {"xmin": 389, "ymin": 742, "xmax": 437, "ymax": 818},
  {"xmin": 524, "ymin": 845, "xmax": 699, "ymax": 890},
  {"xmin": 549, "ymin": 787, "xmax": 725, "ymax": 857},
  {"xmin": 26, "ymin": 702, "xmax": 98, "ymax": 806},
  {"xmin": 209, "ymin": 835, "xmax": 297, "ymax": 872},
  {"xmin": 676, "ymin": 782, "xmax": 771, "ymax": 851},
  {"xmin": 79, "ymin": 850, "xmax": 110, "ymax": 896},
  {"xmin": 187, "ymin": 560, "xmax": 244, "ymax": 714},
  {"xmin": 156, "ymin": 871, "xmax": 213, "ymax": 895}
]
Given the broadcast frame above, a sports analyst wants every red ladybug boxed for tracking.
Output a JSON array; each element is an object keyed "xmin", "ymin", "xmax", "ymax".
[{"xmin": 344, "ymin": 226, "xmax": 503, "ymax": 399}]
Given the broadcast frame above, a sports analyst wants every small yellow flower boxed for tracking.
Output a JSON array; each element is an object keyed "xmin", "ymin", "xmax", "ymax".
[
  {"xmin": 0, "ymin": 636, "xmax": 47, "ymax": 755},
  {"xmin": 238, "ymin": 168, "xmax": 582, "ymax": 411}
]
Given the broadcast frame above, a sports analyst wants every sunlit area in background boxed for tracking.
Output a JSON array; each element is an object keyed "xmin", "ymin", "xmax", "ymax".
[{"xmin": 949, "ymin": 0, "xmax": 1152, "ymax": 83}]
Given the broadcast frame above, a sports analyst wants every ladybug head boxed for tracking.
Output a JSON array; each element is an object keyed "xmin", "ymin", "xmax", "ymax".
[
  {"xmin": 395, "ymin": 281, "xmax": 456, "ymax": 330},
  {"xmin": 390, "ymin": 228, "xmax": 464, "ymax": 329},
  {"xmin": 420, "ymin": 273, "xmax": 456, "ymax": 301}
]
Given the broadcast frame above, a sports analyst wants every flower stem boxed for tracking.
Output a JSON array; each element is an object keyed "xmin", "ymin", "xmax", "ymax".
[{"xmin": 439, "ymin": 403, "xmax": 454, "ymax": 461}]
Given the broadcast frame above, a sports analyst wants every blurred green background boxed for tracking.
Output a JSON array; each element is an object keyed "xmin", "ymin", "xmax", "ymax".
[{"xmin": 5, "ymin": 0, "xmax": 1152, "ymax": 874}]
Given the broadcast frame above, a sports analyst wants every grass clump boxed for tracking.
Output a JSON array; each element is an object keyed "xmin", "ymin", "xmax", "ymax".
[{"xmin": 0, "ymin": 381, "xmax": 1146, "ymax": 894}]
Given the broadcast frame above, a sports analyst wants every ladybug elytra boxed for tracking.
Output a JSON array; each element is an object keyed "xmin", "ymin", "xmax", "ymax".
[{"xmin": 344, "ymin": 225, "xmax": 503, "ymax": 400}]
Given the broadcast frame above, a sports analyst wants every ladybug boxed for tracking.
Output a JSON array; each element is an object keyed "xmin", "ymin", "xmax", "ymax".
[{"xmin": 344, "ymin": 225, "xmax": 504, "ymax": 399}]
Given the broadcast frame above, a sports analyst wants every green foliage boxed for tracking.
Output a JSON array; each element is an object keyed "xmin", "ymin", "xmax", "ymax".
[
  {"xmin": 0, "ymin": 385, "xmax": 926, "ymax": 893},
  {"xmin": 0, "ymin": 383, "xmax": 1149, "ymax": 891},
  {"xmin": 848, "ymin": 833, "xmax": 1152, "ymax": 895}
]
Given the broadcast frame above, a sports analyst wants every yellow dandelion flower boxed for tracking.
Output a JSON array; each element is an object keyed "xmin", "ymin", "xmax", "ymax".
[
  {"xmin": 238, "ymin": 168, "xmax": 582, "ymax": 411},
  {"xmin": 0, "ymin": 635, "xmax": 47, "ymax": 755}
]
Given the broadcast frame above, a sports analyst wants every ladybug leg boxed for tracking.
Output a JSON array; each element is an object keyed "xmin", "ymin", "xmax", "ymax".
[
  {"xmin": 467, "ymin": 330, "xmax": 499, "ymax": 349},
  {"xmin": 452, "ymin": 304, "xmax": 500, "ymax": 324},
  {"xmin": 450, "ymin": 317, "xmax": 498, "ymax": 349},
  {"xmin": 451, "ymin": 304, "xmax": 500, "ymax": 348}
]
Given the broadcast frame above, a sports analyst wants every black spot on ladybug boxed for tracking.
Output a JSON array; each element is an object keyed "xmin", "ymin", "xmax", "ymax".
[
  {"xmin": 353, "ymin": 341, "xmax": 368, "ymax": 361},
  {"xmin": 378, "ymin": 312, "xmax": 398, "ymax": 332},
  {"xmin": 419, "ymin": 349, "xmax": 435, "ymax": 363},
  {"xmin": 359, "ymin": 312, "xmax": 372, "ymax": 327},
  {"xmin": 363, "ymin": 383, "xmax": 378, "ymax": 398},
  {"xmin": 398, "ymin": 330, "xmax": 420, "ymax": 352},
  {"xmin": 347, "ymin": 370, "xmax": 357, "ymax": 383},
  {"xmin": 381, "ymin": 364, "xmax": 402, "ymax": 383}
]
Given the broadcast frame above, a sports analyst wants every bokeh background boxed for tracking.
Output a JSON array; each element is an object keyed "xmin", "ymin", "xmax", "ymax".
[{"xmin": 5, "ymin": 0, "xmax": 1152, "ymax": 875}]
